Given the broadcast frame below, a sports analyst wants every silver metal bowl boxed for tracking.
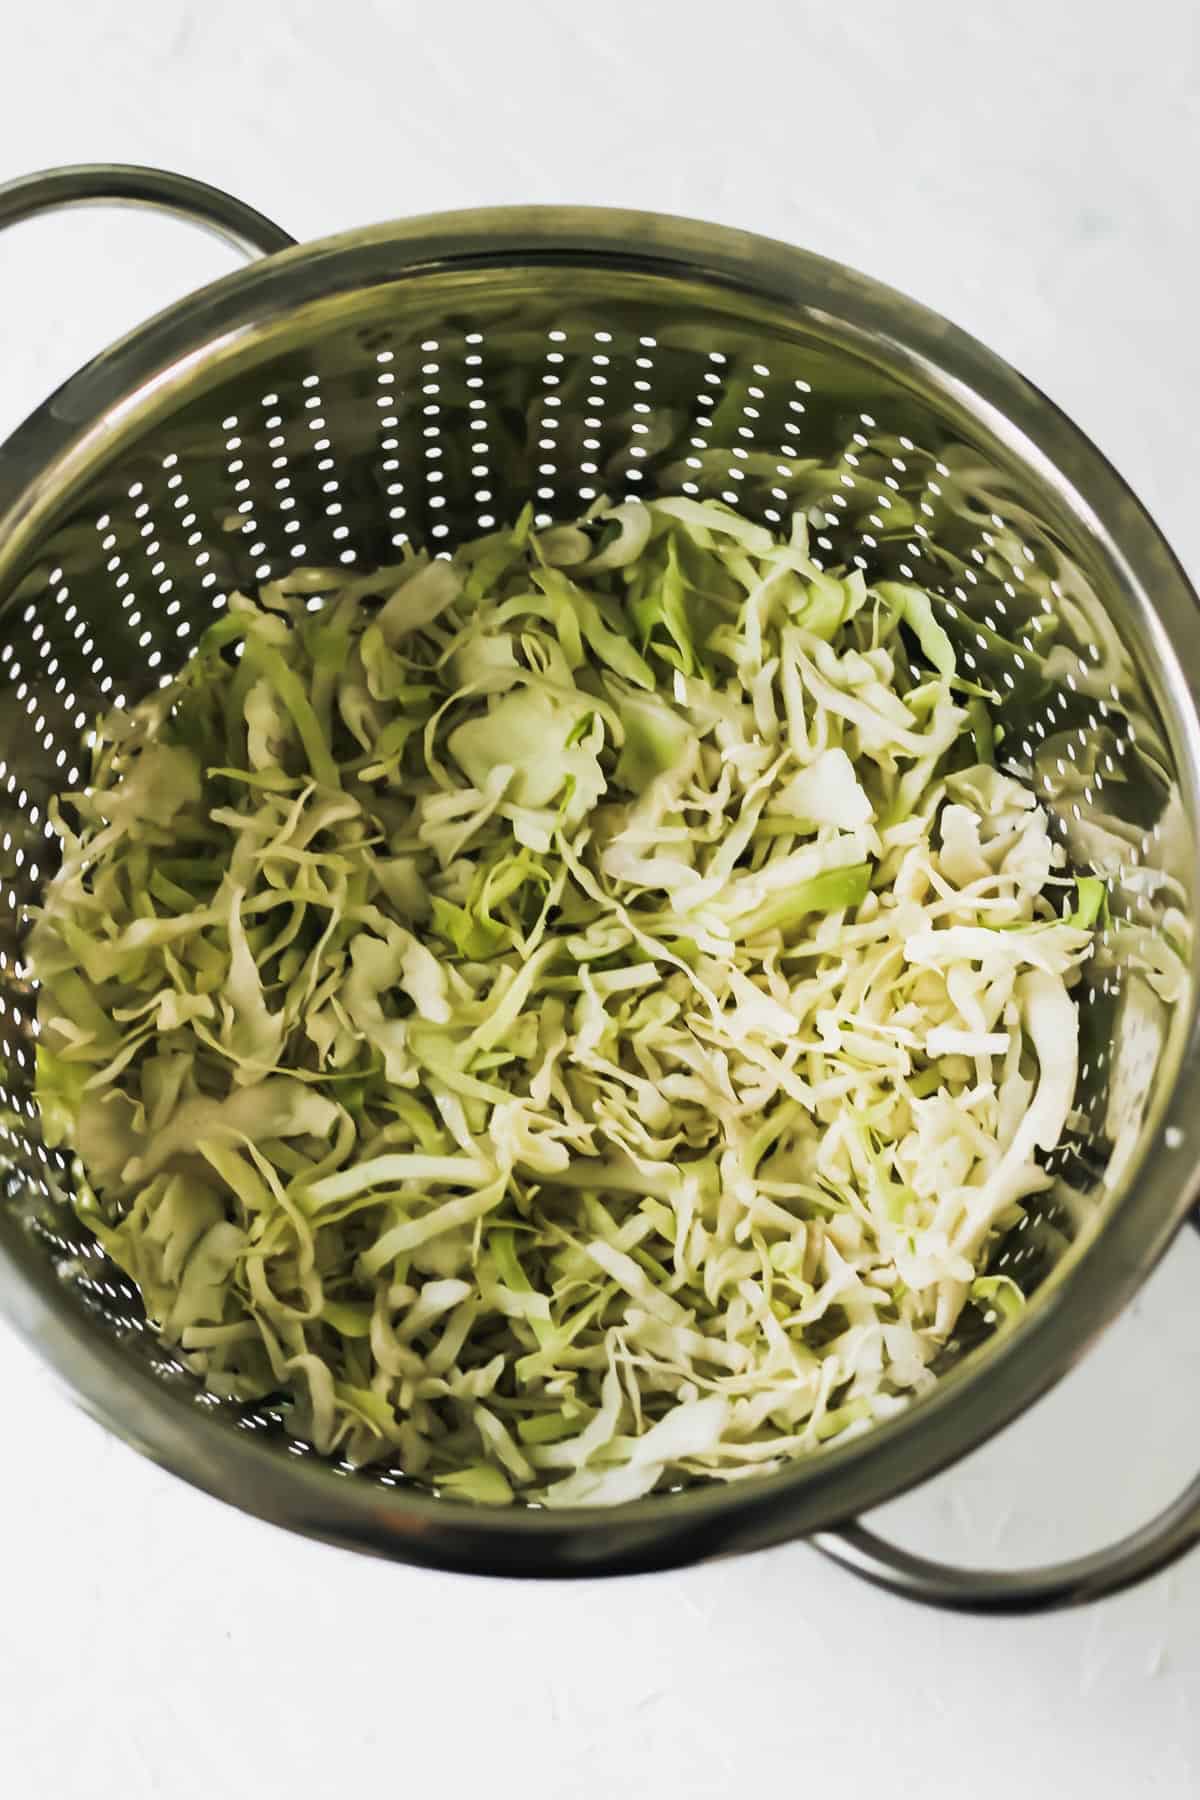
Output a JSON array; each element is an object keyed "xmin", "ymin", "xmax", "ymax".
[{"xmin": 0, "ymin": 164, "xmax": 1196, "ymax": 1611}]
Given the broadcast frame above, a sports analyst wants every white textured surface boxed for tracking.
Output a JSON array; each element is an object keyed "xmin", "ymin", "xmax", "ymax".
[{"xmin": 2, "ymin": 3, "xmax": 1200, "ymax": 1795}]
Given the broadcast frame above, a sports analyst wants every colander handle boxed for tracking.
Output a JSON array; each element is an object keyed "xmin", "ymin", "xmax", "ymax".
[
  {"xmin": 0, "ymin": 163, "xmax": 294, "ymax": 259},
  {"xmin": 810, "ymin": 1489, "xmax": 1200, "ymax": 1614},
  {"xmin": 812, "ymin": 1218, "xmax": 1200, "ymax": 1614}
]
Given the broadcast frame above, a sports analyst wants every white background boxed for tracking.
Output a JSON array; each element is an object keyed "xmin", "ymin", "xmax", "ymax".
[{"xmin": 2, "ymin": 3, "xmax": 1199, "ymax": 1795}]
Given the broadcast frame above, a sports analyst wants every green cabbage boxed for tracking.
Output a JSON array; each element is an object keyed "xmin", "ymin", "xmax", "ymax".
[{"xmin": 29, "ymin": 497, "xmax": 1097, "ymax": 1503}]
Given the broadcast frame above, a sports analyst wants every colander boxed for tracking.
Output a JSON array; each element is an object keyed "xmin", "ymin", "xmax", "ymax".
[{"xmin": 0, "ymin": 164, "xmax": 1196, "ymax": 1615}]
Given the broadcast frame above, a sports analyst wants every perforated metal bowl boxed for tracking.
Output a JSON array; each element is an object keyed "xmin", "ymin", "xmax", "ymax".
[{"xmin": 0, "ymin": 165, "xmax": 1197, "ymax": 1612}]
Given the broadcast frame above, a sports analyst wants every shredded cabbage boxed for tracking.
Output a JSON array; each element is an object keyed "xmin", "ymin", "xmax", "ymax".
[{"xmin": 29, "ymin": 496, "xmax": 1098, "ymax": 1504}]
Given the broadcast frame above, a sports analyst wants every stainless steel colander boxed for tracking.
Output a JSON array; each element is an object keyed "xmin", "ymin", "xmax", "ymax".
[{"xmin": 0, "ymin": 164, "xmax": 1197, "ymax": 1612}]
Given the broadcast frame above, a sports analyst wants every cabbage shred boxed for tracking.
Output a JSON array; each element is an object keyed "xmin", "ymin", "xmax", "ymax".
[{"xmin": 29, "ymin": 498, "xmax": 1094, "ymax": 1506}]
